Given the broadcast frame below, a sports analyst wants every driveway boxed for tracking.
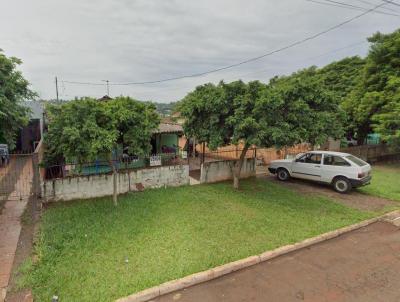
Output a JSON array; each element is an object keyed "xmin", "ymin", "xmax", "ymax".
[
  {"xmin": 153, "ymin": 221, "xmax": 400, "ymax": 302},
  {"xmin": 257, "ymin": 171, "xmax": 397, "ymax": 212}
]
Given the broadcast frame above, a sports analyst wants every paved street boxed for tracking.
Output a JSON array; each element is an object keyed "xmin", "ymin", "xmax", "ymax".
[{"xmin": 154, "ymin": 221, "xmax": 400, "ymax": 302}]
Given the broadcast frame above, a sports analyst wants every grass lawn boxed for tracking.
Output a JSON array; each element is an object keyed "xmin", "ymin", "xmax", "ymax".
[
  {"xmin": 19, "ymin": 179, "xmax": 373, "ymax": 302},
  {"xmin": 359, "ymin": 163, "xmax": 400, "ymax": 201}
]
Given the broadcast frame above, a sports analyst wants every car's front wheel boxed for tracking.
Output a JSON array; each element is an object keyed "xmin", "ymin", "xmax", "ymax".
[
  {"xmin": 332, "ymin": 177, "xmax": 352, "ymax": 194},
  {"xmin": 277, "ymin": 168, "xmax": 290, "ymax": 181}
]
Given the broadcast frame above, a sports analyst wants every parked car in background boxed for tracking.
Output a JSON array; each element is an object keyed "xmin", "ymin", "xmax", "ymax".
[
  {"xmin": 0, "ymin": 144, "xmax": 10, "ymax": 167},
  {"xmin": 268, "ymin": 151, "xmax": 371, "ymax": 193}
]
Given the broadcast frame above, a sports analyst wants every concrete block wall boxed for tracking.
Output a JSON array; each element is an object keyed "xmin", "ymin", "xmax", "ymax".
[
  {"xmin": 200, "ymin": 158, "xmax": 255, "ymax": 184},
  {"xmin": 42, "ymin": 165, "xmax": 189, "ymax": 202}
]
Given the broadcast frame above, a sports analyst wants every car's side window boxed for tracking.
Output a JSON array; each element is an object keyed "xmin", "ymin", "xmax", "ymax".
[
  {"xmin": 296, "ymin": 154, "xmax": 307, "ymax": 163},
  {"xmin": 323, "ymin": 155, "xmax": 351, "ymax": 166},
  {"xmin": 307, "ymin": 154, "xmax": 322, "ymax": 164},
  {"xmin": 296, "ymin": 153, "xmax": 321, "ymax": 164}
]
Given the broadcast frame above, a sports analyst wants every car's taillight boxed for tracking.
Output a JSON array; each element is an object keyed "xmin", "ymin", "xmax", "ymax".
[{"xmin": 358, "ymin": 172, "xmax": 365, "ymax": 178}]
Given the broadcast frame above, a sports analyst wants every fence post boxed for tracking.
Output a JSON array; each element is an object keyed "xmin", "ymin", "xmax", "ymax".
[{"xmin": 31, "ymin": 152, "xmax": 41, "ymax": 220}]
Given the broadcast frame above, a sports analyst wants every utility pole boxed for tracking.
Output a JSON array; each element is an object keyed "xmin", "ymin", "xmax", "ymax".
[
  {"xmin": 102, "ymin": 80, "xmax": 110, "ymax": 96},
  {"xmin": 55, "ymin": 76, "xmax": 59, "ymax": 101}
]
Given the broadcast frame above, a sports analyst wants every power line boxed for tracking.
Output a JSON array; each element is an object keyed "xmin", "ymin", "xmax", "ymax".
[
  {"xmin": 62, "ymin": 80, "xmax": 105, "ymax": 86},
  {"xmin": 228, "ymin": 40, "xmax": 367, "ymax": 80},
  {"xmin": 62, "ymin": 2, "xmax": 385, "ymax": 87},
  {"xmin": 382, "ymin": 0, "xmax": 400, "ymax": 7},
  {"xmin": 306, "ymin": 0, "xmax": 400, "ymax": 16},
  {"xmin": 354, "ymin": 0, "xmax": 400, "ymax": 12}
]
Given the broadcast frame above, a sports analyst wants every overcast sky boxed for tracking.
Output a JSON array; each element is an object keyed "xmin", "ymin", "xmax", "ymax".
[{"xmin": 1, "ymin": 0, "xmax": 399, "ymax": 103}]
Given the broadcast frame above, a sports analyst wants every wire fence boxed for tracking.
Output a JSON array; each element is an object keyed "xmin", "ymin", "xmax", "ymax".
[
  {"xmin": 43, "ymin": 151, "xmax": 189, "ymax": 180},
  {"xmin": 195, "ymin": 144, "xmax": 311, "ymax": 165},
  {"xmin": 202, "ymin": 148, "xmax": 257, "ymax": 161}
]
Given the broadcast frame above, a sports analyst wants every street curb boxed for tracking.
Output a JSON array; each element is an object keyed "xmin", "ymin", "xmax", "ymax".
[{"xmin": 115, "ymin": 211, "xmax": 397, "ymax": 302}]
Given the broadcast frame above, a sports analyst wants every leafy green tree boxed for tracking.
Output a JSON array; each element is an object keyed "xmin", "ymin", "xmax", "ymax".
[
  {"xmin": 372, "ymin": 78, "xmax": 400, "ymax": 149},
  {"xmin": 44, "ymin": 98, "xmax": 116, "ymax": 164},
  {"xmin": 180, "ymin": 78, "xmax": 344, "ymax": 189},
  {"xmin": 106, "ymin": 97, "xmax": 160, "ymax": 156},
  {"xmin": 318, "ymin": 56, "xmax": 365, "ymax": 100},
  {"xmin": 343, "ymin": 30, "xmax": 400, "ymax": 144},
  {"xmin": 44, "ymin": 97, "xmax": 160, "ymax": 164},
  {"xmin": 0, "ymin": 50, "xmax": 36, "ymax": 149}
]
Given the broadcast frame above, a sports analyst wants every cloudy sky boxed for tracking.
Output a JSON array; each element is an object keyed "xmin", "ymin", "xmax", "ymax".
[{"xmin": 1, "ymin": 0, "xmax": 399, "ymax": 102}]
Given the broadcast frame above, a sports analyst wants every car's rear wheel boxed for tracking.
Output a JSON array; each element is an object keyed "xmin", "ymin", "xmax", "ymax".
[
  {"xmin": 277, "ymin": 168, "xmax": 290, "ymax": 181},
  {"xmin": 333, "ymin": 177, "xmax": 351, "ymax": 193}
]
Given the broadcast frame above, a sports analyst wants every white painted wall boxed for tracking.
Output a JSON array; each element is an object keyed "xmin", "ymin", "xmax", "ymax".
[
  {"xmin": 42, "ymin": 165, "xmax": 189, "ymax": 202},
  {"xmin": 200, "ymin": 159, "xmax": 255, "ymax": 184}
]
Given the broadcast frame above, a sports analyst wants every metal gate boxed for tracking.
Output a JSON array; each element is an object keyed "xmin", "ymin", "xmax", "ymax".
[{"xmin": 0, "ymin": 154, "xmax": 36, "ymax": 201}]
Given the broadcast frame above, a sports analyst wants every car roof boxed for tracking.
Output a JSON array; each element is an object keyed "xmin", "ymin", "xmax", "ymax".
[{"xmin": 306, "ymin": 150, "xmax": 350, "ymax": 157}]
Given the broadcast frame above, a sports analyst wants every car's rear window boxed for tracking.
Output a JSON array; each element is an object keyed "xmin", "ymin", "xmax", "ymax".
[{"xmin": 345, "ymin": 155, "xmax": 368, "ymax": 167}]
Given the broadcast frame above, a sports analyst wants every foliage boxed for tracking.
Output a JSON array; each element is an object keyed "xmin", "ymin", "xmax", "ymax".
[
  {"xmin": 262, "ymin": 68, "xmax": 345, "ymax": 147},
  {"xmin": 0, "ymin": 50, "xmax": 36, "ymax": 149},
  {"xmin": 147, "ymin": 101, "xmax": 177, "ymax": 116},
  {"xmin": 343, "ymin": 30, "xmax": 400, "ymax": 145},
  {"xmin": 19, "ymin": 179, "xmax": 371, "ymax": 302},
  {"xmin": 106, "ymin": 97, "xmax": 160, "ymax": 156},
  {"xmin": 180, "ymin": 77, "xmax": 344, "ymax": 187},
  {"xmin": 44, "ymin": 97, "xmax": 159, "ymax": 164},
  {"xmin": 318, "ymin": 56, "xmax": 365, "ymax": 100}
]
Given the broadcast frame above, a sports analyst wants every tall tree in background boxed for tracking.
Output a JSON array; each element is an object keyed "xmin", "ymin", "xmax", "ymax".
[
  {"xmin": 318, "ymin": 56, "xmax": 365, "ymax": 101},
  {"xmin": 180, "ymin": 78, "xmax": 344, "ymax": 189},
  {"xmin": 343, "ymin": 30, "xmax": 400, "ymax": 145},
  {"xmin": 0, "ymin": 50, "xmax": 36, "ymax": 149}
]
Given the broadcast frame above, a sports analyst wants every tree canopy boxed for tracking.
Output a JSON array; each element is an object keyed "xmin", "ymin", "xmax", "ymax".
[
  {"xmin": 271, "ymin": 29, "xmax": 400, "ymax": 147},
  {"xmin": 180, "ymin": 78, "xmax": 344, "ymax": 188},
  {"xmin": 44, "ymin": 97, "xmax": 160, "ymax": 164},
  {"xmin": 0, "ymin": 50, "xmax": 36, "ymax": 149},
  {"xmin": 355, "ymin": 30, "xmax": 400, "ymax": 147}
]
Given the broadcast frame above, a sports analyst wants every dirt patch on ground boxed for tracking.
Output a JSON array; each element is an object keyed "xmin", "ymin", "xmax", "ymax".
[{"xmin": 256, "ymin": 169, "xmax": 397, "ymax": 211}]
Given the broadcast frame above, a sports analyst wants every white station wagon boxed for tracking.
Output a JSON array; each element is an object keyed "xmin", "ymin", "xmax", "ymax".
[{"xmin": 268, "ymin": 151, "xmax": 372, "ymax": 193}]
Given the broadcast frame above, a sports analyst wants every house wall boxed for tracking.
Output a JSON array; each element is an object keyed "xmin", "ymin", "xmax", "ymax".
[
  {"xmin": 200, "ymin": 158, "xmax": 255, "ymax": 184},
  {"xmin": 160, "ymin": 134, "xmax": 178, "ymax": 148},
  {"xmin": 42, "ymin": 164, "xmax": 189, "ymax": 202},
  {"xmin": 16, "ymin": 119, "xmax": 41, "ymax": 153}
]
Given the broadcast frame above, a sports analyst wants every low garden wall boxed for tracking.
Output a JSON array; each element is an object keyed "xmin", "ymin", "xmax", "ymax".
[
  {"xmin": 200, "ymin": 158, "xmax": 255, "ymax": 184},
  {"xmin": 42, "ymin": 164, "xmax": 189, "ymax": 202}
]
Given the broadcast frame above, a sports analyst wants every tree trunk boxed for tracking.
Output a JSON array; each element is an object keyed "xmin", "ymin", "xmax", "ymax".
[
  {"xmin": 113, "ymin": 165, "xmax": 118, "ymax": 206},
  {"xmin": 109, "ymin": 155, "xmax": 118, "ymax": 206},
  {"xmin": 233, "ymin": 144, "xmax": 250, "ymax": 189}
]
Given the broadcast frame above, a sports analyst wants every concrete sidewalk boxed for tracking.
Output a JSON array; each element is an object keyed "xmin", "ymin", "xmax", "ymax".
[
  {"xmin": 154, "ymin": 221, "xmax": 400, "ymax": 302},
  {"xmin": 0, "ymin": 157, "xmax": 32, "ymax": 302}
]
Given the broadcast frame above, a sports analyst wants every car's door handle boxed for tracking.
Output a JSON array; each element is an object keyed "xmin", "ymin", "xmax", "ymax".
[{"xmin": 315, "ymin": 165, "xmax": 320, "ymax": 168}]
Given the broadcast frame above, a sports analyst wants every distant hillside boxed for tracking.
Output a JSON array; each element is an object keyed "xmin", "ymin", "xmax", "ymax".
[{"xmin": 149, "ymin": 101, "xmax": 178, "ymax": 116}]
